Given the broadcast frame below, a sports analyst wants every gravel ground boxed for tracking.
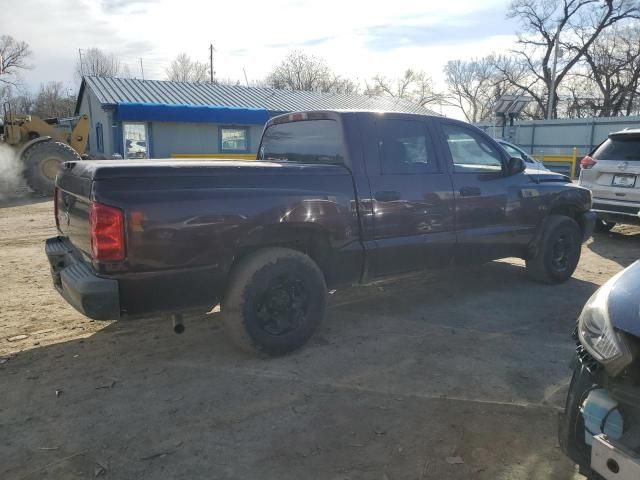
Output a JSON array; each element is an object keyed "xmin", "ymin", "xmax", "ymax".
[{"xmin": 1, "ymin": 196, "xmax": 639, "ymax": 480}]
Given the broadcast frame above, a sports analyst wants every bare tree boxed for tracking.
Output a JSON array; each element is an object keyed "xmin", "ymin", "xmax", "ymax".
[
  {"xmin": 77, "ymin": 48, "xmax": 123, "ymax": 78},
  {"xmin": 576, "ymin": 24, "xmax": 640, "ymax": 116},
  {"xmin": 266, "ymin": 50, "xmax": 359, "ymax": 94},
  {"xmin": 33, "ymin": 82, "xmax": 75, "ymax": 118},
  {"xmin": 443, "ymin": 56, "xmax": 514, "ymax": 122},
  {"xmin": 365, "ymin": 69, "xmax": 443, "ymax": 107},
  {"xmin": 0, "ymin": 35, "xmax": 32, "ymax": 86},
  {"xmin": 503, "ymin": 0, "xmax": 640, "ymax": 119},
  {"xmin": 165, "ymin": 53, "xmax": 209, "ymax": 83}
]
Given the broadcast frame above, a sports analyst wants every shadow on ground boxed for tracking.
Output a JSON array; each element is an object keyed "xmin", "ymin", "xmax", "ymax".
[
  {"xmin": 588, "ymin": 228, "xmax": 640, "ymax": 267},
  {"xmin": 0, "ymin": 261, "xmax": 595, "ymax": 479}
]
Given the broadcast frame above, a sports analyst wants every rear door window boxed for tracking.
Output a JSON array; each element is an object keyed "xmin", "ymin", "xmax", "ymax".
[
  {"xmin": 259, "ymin": 119, "xmax": 344, "ymax": 165},
  {"xmin": 593, "ymin": 136, "xmax": 640, "ymax": 161},
  {"xmin": 377, "ymin": 119, "xmax": 438, "ymax": 174}
]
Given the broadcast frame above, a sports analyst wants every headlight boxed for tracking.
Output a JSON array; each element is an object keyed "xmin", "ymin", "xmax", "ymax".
[{"xmin": 578, "ymin": 271, "xmax": 633, "ymax": 376}]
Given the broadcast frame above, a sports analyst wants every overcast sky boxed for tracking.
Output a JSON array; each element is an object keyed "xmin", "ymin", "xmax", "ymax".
[{"xmin": 1, "ymin": 0, "xmax": 520, "ymax": 116}]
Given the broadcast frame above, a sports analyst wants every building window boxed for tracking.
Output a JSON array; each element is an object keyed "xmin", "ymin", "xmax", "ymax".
[
  {"xmin": 96, "ymin": 122, "xmax": 104, "ymax": 153},
  {"xmin": 123, "ymin": 123, "xmax": 148, "ymax": 159},
  {"xmin": 220, "ymin": 127, "xmax": 249, "ymax": 152}
]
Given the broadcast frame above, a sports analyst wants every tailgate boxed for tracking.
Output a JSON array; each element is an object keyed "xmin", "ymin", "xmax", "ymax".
[
  {"xmin": 583, "ymin": 159, "xmax": 640, "ymax": 202},
  {"xmin": 55, "ymin": 163, "xmax": 93, "ymax": 257},
  {"xmin": 581, "ymin": 132, "xmax": 640, "ymax": 203}
]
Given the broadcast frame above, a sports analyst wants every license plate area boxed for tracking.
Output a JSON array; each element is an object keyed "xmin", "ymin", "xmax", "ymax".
[
  {"xmin": 591, "ymin": 434, "xmax": 640, "ymax": 480},
  {"xmin": 612, "ymin": 174, "xmax": 637, "ymax": 188}
]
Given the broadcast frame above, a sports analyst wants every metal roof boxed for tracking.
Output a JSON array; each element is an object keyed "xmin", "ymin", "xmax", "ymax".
[{"xmin": 78, "ymin": 76, "xmax": 439, "ymax": 116}]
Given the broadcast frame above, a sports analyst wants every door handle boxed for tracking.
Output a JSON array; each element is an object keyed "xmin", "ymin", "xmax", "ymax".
[
  {"xmin": 374, "ymin": 191, "xmax": 401, "ymax": 202},
  {"xmin": 459, "ymin": 186, "xmax": 481, "ymax": 197}
]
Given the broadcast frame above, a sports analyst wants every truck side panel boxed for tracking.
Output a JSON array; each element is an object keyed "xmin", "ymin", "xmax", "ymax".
[{"xmin": 90, "ymin": 168, "xmax": 362, "ymax": 316}]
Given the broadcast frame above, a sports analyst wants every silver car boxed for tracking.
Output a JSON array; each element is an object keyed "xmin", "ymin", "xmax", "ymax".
[
  {"xmin": 579, "ymin": 129, "xmax": 640, "ymax": 232},
  {"xmin": 495, "ymin": 139, "xmax": 549, "ymax": 172}
]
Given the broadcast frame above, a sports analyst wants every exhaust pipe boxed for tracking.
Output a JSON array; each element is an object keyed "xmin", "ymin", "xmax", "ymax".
[{"xmin": 171, "ymin": 313, "xmax": 185, "ymax": 334}]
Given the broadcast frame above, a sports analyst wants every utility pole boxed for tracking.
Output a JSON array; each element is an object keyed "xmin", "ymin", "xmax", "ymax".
[
  {"xmin": 78, "ymin": 48, "xmax": 84, "ymax": 76},
  {"xmin": 139, "ymin": 58, "xmax": 145, "ymax": 80},
  {"xmin": 209, "ymin": 44, "xmax": 215, "ymax": 83},
  {"xmin": 547, "ymin": 24, "xmax": 561, "ymax": 120}
]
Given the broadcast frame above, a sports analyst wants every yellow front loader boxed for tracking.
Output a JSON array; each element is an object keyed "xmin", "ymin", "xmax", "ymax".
[{"xmin": 1, "ymin": 102, "xmax": 90, "ymax": 195}]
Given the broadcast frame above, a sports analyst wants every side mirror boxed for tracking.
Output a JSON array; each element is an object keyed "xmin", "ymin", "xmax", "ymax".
[{"xmin": 507, "ymin": 156, "xmax": 526, "ymax": 175}]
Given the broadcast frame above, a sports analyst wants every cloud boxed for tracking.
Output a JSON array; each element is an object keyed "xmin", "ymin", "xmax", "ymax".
[
  {"xmin": 1, "ymin": 0, "xmax": 518, "ymax": 115},
  {"xmin": 364, "ymin": 6, "xmax": 514, "ymax": 51},
  {"xmin": 266, "ymin": 36, "xmax": 334, "ymax": 49},
  {"xmin": 98, "ymin": 0, "xmax": 159, "ymax": 14}
]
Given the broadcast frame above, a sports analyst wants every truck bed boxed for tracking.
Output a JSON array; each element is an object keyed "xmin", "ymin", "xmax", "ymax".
[{"xmin": 53, "ymin": 158, "xmax": 363, "ymax": 317}]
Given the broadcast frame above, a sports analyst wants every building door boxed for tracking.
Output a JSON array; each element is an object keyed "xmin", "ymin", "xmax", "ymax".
[{"xmin": 123, "ymin": 122, "xmax": 148, "ymax": 159}]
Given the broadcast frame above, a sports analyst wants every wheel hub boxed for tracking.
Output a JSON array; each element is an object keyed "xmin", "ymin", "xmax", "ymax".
[
  {"xmin": 41, "ymin": 157, "xmax": 63, "ymax": 180},
  {"xmin": 551, "ymin": 234, "xmax": 571, "ymax": 271},
  {"xmin": 255, "ymin": 275, "xmax": 309, "ymax": 336}
]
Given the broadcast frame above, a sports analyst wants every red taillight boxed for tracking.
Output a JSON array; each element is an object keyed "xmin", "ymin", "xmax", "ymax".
[
  {"xmin": 580, "ymin": 155, "xmax": 597, "ymax": 169},
  {"xmin": 288, "ymin": 112, "xmax": 308, "ymax": 122},
  {"xmin": 89, "ymin": 202, "xmax": 125, "ymax": 261},
  {"xmin": 53, "ymin": 187, "xmax": 60, "ymax": 230}
]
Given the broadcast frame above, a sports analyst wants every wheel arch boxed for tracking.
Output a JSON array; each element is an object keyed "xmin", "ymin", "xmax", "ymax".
[
  {"xmin": 528, "ymin": 206, "xmax": 583, "ymax": 259},
  {"xmin": 231, "ymin": 223, "xmax": 336, "ymax": 284}
]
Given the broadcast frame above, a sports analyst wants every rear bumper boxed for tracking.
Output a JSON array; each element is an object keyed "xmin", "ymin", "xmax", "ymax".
[
  {"xmin": 45, "ymin": 237, "xmax": 120, "ymax": 320},
  {"xmin": 592, "ymin": 199, "xmax": 640, "ymax": 225}
]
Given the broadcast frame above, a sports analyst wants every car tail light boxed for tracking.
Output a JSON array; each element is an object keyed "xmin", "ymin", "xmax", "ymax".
[
  {"xmin": 53, "ymin": 187, "xmax": 60, "ymax": 230},
  {"xmin": 580, "ymin": 155, "xmax": 597, "ymax": 169},
  {"xmin": 288, "ymin": 112, "xmax": 308, "ymax": 122},
  {"xmin": 89, "ymin": 202, "xmax": 125, "ymax": 261}
]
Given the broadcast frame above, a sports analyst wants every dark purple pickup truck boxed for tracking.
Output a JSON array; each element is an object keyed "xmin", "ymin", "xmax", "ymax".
[{"xmin": 46, "ymin": 110, "xmax": 595, "ymax": 355}]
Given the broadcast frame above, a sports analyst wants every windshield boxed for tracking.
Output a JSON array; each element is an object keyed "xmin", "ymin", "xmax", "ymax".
[
  {"xmin": 259, "ymin": 119, "xmax": 345, "ymax": 165},
  {"xmin": 593, "ymin": 135, "xmax": 640, "ymax": 161}
]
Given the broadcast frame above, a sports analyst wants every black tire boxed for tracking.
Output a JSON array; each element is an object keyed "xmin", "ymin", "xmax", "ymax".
[
  {"xmin": 22, "ymin": 141, "xmax": 81, "ymax": 196},
  {"xmin": 222, "ymin": 247, "xmax": 327, "ymax": 356},
  {"xmin": 594, "ymin": 219, "xmax": 616, "ymax": 233},
  {"xmin": 526, "ymin": 215, "xmax": 582, "ymax": 284}
]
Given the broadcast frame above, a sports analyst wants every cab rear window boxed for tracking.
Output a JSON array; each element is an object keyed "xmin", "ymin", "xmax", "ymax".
[
  {"xmin": 259, "ymin": 120, "xmax": 344, "ymax": 165},
  {"xmin": 593, "ymin": 135, "xmax": 640, "ymax": 161}
]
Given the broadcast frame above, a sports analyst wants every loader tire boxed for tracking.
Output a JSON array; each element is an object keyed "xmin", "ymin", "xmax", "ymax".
[
  {"xmin": 22, "ymin": 141, "xmax": 81, "ymax": 196},
  {"xmin": 222, "ymin": 247, "xmax": 327, "ymax": 356}
]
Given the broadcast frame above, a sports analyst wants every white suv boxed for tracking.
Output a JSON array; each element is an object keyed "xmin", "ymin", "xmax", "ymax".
[{"xmin": 579, "ymin": 129, "xmax": 640, "ymax": 232}]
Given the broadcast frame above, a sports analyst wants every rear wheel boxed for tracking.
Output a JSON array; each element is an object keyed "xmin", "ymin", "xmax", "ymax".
[
  {"xmin": 222, "ymin": 247, "xmax": 327, "ymax": 356},
  {"xmin": 594, "ymin": 219, "xmax": 616, "ymax": 233},
  {"xmin": 22, "ymin": 141, "xmax": 81, "ymax": 196},
  {"xmin": 526, "ymin": 215, "xmax": 582, "ymax": 284}
]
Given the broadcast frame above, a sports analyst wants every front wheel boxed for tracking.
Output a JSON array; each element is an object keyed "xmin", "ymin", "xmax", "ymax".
[
  {"xmin": 222, "ymin": 247, "xmax": 327, "ymax": 356},
  {"xmin": 526, "ymin": 215, "xmax": 582, "ymax": 284}
]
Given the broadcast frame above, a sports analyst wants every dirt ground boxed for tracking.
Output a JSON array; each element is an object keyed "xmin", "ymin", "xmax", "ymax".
[{"xmin": 1, "ymin": 196, "xmax": 639, "ymax": 480}]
